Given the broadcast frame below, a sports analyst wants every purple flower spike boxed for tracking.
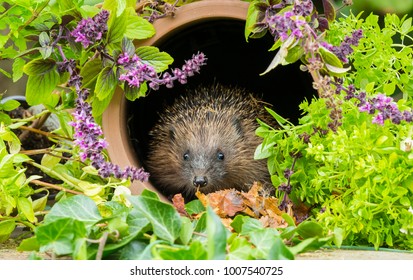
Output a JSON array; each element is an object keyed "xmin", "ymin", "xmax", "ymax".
[
  {"xmin": 117, "ymin": 51, "xmax": 207, "ymax": 90},
  {"xmin": 71, "ymin": 10, "xmax": 109, "ymax": 48}
]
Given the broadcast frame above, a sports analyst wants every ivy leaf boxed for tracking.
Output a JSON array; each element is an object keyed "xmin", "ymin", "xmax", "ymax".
[
  {"xmin": 296, "ymin": 221, "xmax": 324, "ymax": 238},
  {"xmin": 95, "ymin": 66, "xmax": 117, "ymax": 101},
  {"xmin": 158, "ymin": 240, "xmax": 207, "ymax": 260},
  {"xmin": 179, "ymin": 216, "xmax": 193, "ymax": 245},
  {"xmin": 249, "ymin": 228, "xmax": 280, "ymax": 259},
  {"xmin": 227, "ymin": 236, "xmax": 253, "ymax": 260},
  {"xmin": 35, "ymin": 218, "xmax": 86, "ymax": 256},
  {"xmin": 129, "ymin": 195, "xmax": 182, "ymax": 243},
  {"xmin": 44, "ymin": 195, "xmax": 102, "ymax": 230},
  {"xmin": 206, "ymin": 206, "xmax": 227, "ymax": 260},
  {"xmin": 136, "ymin": 46, "xmax": 173, "ymax": 72},
  {"xmin": 268, "ymin": 236, "xmax": 295, "ymax": 260},
  {"xmin": 119, "ymin": 240, "xmax": 156, "ymax": 260}
]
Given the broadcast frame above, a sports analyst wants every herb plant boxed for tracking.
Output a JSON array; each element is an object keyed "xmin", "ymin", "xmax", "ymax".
[
  {"xmin": 248, "ymin": 1, "xmax": 413, "ymax": 250},
  {"xmin": 1, "ymin": 0, "xmax": 413, "ymax": 260}
]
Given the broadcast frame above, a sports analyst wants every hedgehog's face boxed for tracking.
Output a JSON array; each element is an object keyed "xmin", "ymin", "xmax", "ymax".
[
  {"xmin": 170, "ymin": 120, "xmax": 246, "ymax": 195},
  {"xmin": 179, "ymin": 146, "xmax": 228, "ymax": 193}
]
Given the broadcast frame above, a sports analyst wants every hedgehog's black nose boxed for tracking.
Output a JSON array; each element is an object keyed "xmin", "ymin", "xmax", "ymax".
[{"xmin": 193, "ymin": 176, "xmax": 208, "ymax": 188}]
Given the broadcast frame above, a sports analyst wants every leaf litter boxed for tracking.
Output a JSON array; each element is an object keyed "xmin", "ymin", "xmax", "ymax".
[{"xmin": 172, "ymin": 182, "xmax": 309, "ymax": 231}]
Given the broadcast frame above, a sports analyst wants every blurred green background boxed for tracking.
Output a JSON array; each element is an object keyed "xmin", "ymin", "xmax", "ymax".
[{"xmin": 333, "ymin": 0, "xmax": 413, "ymax": 17}]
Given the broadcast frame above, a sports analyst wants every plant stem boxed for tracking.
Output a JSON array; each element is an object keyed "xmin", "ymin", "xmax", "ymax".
[
  {"xmin": 18, "ymin": 125, "xmax": 72, "ymax": 141},
  {"xmin": 31, "ymin": 179, "xmax": 82, "ymax": 195},
  {"xmin": 28, "ymin": 161, "xmax": 79, "ymax": 190},
  {"xmin": 18, "ymin": 112, "xmax": 52, "ymax": 141}
]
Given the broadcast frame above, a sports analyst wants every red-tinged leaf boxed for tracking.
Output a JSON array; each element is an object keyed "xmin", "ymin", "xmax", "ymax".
[
  {"xmin": 322, "ymin": 0, "xmax": 336, "ymax": 22},
  {"xmin": 172, "ymin": 194, "xmax": 188, "ymax": 217}
]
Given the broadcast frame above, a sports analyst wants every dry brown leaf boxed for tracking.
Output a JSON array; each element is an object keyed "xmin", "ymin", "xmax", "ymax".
[
  {"xmin": 172, "ymin": 193, "xmax": 188, "ymax": 217},
  {"xmin": 193, "ymin": 181, "xmax": 295, "ymax": 231}
]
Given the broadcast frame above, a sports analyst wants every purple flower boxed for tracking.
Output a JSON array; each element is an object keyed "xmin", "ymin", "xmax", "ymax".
[
  {"xmin": 372, "ymin": 113, "xmax": 384, "ymax": 125},
  {"xmin": 322, "ymin": 29, "xmax": 363, "ymax": 63},
  {"xmin": 117, "ymin": 51, "xmax": 207, "ymax": 90},
  {"xmin": 70, "ymin": 87, "xmax": 149, "ymax": 182},
  {"xmin": 71, "ymin": 10, "xmax": 109, "ymax": 48},
  {"xmin": 293, "ymin": 0, "xmax": 313, "ymax": 16},
  {"xmin": 265, "ymin": 8, "xmax": 308, "ymax": 42}
]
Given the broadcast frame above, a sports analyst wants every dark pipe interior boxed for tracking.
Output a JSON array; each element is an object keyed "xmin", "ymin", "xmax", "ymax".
[{"xmin": 126, "ymin": 19, "xmax": 316, "ymax": 171}]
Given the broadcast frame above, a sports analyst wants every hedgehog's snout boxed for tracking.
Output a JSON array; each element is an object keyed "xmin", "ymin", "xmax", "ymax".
[{"xmin": 193, "ymin": 176, "xmax": 208, "ymax": 188}]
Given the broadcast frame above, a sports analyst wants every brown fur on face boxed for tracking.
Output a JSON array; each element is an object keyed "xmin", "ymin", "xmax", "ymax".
[{"xmin": 146, "ymin": 84, "xmax": 274, "ymax": 199}]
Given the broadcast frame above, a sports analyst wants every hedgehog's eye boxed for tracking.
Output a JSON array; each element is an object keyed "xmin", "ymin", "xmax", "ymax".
[
  {"xmin": 217, "ymin": 151, "xmax": 225, "ymax": 161},
  {"xmin": 183, "ymin": 152, "xmax": 190, "ymax": 161}
]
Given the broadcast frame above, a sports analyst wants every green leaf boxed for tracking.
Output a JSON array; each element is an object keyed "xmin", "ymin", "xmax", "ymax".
[
  {"xmin": 107, "ymin": 9, "xmax": 127, "ymax": 45},
  {"xmin": 25, "ymin": 69, "xmax": 60, "ymax": 107},
  {"xmin": 36, "ymin": 218, "xmax": 85, "ymax": 256},
  {"xmin": 240, "ymin": 216, "xmax": 263, "ymax": 235},
  {"xmin": 401, "ymin": 17, "xmax": 412, "ymax": 34},
  {"xmin": 41, "ymin": 151, "xmax": 62, "ymax": 169},
  {"xmin": 296, "ymin": 221, "xmax": 324, "ymax": 238},
  {"xmin": 227, "ymin": 236, "xmax": 253, "ymax": 260},
  {"xmin": 185, "ymin": 199, "xmax": 205, "ymax": 216},
  {"xmin": 249, "ymin": 228, "xmax": 280, "ymax": 259},
  {"xmin": 206, "ymin": 206, "xmax": 227, "ymax": 260},
  {"xmin": 80, "ymin": 58, "xmax": 102, "ymax": 88},
  {"xmin": 333, "ymin": 227, "xmax": 344, "ymax": 248},
  {"xmin": 17, "ymin": 197, "xmax": 36, "ymax": 223},
  {"xmin": 129, "ymin": 195, "xmax": 181, "ymax": 243},
  {"xmin": 1, "ymin": 99, "xmax": 20, "ymax": 111},
  {"xmin": 179, "ymin": 216, "xmax": 193, "ymax": 245},
  {"xmin": 23, "ymin": 58, "xmax": 56, "ymax": 76},
  {"xmin": 125, "ymin": 12, "xmax": 155, "ymax": 40},
  {"xmin": 124, "ymin": 81, "xmax": 147, "ymax": 101},
  {"xmin": 0, "ymin": 220, "xmax": 16, "ymax": 242},
  {"xmin": 32, "ymin": 195, "xmax": 48, "ymax": 213},
  {"xmin": 92, "ymin": 86, "xmax": 116, "ymax": 117},
  {"xmin": 119, "ymin": 240, "xmax": 156, "ymax": 260},
  {"xmin": 285, "ymin": 45, "xmax": 304, "ymax": 64},
  {"xmin": 12, "ymin": 57, "xmax": 25, "ymax": 82},
  {"xmin": 158, "ymin": 240, "xmax": 207, "ymax": 260},
  {"xmin": 383, "ymin": 82, "xmax": 396, "ymax": 95},
  {"xmin": 244, "ymin": 2, "xmax": 261, "ymax": 41},
  {"xmin": 44, "ymin": 195, "xmax": 102, "ymax": 229},
  {"xmin": 268, "ymin": 236, "xmax": 295, "ymax": 260},
  {"xmin": 95, "ymin": 66, "xmax": 117, "ymax": 100},
  {"xmin": 17, "ymin": 236, "xmax": 39, "ymax": 252},
  {"xmin": 319, "ymin": 47, "xmax": 343, "ymax": 68},
  {"xmin": 261, "ymin": 36, "xmax": 295, "ymax": 75},
  {"xmin": 136, "ymin": 46, "xmax": 173, "ymax": 72}
]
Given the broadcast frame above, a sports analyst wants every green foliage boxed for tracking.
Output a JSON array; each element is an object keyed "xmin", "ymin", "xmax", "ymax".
[
  {"xmin": 254, "ymin": 11, "xmax": 413, "ymax": 250},
  {"xmin": 18, "ymin": 190, "xmax": 328, "ymax": 260},
  {"xmin": 326, "ymin": 13, "xmax": 413, "ymax": 97}
]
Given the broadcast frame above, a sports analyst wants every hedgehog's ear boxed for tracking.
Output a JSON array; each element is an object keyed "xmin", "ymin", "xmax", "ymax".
[{"xmin": 232, "ymin": 116, "xmax": 244, "ymax": 137}]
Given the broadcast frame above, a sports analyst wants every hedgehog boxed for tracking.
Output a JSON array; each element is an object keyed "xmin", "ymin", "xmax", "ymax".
[{"xmin": 145, "ymin": 84, "xmax": 275, "ymax": 199}]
